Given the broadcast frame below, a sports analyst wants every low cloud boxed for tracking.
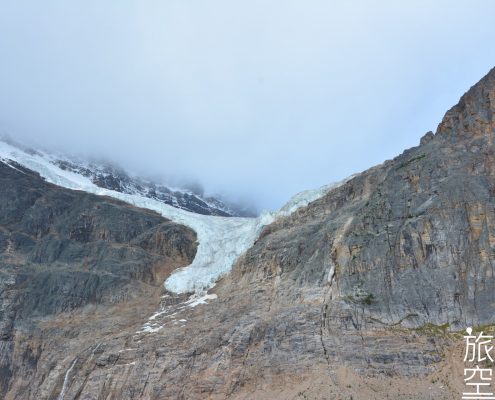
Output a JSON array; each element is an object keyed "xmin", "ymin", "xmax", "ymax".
[{"xmin": 1, "ymin": 1, "xmax": 494, "ymax": 210}]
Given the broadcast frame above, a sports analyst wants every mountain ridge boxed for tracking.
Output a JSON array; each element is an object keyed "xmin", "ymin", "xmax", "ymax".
[
  {"xmin": 1, "ymin": 66, "xmax": 495, "ymax": 398},
  {"xmin": 0, "ymin": 136, "xmax": 257, "ymax": 218}
]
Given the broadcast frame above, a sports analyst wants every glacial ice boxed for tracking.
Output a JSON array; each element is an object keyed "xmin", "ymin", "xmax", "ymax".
[{"xmin": 0, "ymin": 140, "xmax": 350, "ymax": 295}]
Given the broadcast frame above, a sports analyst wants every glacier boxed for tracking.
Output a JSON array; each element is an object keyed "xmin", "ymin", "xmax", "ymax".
[{"xmin": 0, "ymin": 140, "xmax": 350, "ymax": 295}]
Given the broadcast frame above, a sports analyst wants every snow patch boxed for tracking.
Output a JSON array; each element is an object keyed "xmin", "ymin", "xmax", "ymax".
[
  {"xmin": 137, "ymin": 324, "xmax": 164, "ymax": 334},
  {"xmin": 277, "ymin": 178, "xmax": 356, "ymax": 216},
  {"xmin": 185, "ymin": 293, "xmax": 218, "ymax": 307}
]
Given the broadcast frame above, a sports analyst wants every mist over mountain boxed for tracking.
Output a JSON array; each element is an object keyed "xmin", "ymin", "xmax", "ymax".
[
  {"xmin": 1, "ymin": 1, "xmax": 494, "ymax": 210},
  {"xmin": 0, "ymin": 135, "xmax": 258, "ymax": 217},
  {"xmin": 1, "ymin": 64, "xmax": 495, "ymax": 400},
  {"xmin": 2, "ymin": 2, "xmax": 495, "ymax": 399}
]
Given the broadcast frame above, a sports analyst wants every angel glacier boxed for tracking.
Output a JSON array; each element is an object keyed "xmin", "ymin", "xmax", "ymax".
[{"xmin": 0, "ymin": 140, "xmax": 348, "ymax": 294}]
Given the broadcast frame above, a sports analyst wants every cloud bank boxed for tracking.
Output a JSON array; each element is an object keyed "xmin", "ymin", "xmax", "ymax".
[{"xmin": 1, "ymin": 1, "xmax": 494, "ymax": 210}]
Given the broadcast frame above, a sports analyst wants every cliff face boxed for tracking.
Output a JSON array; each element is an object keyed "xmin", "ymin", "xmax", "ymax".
[
  {"xmin": 1, "ymin": 67, "xmax": 494, "ymax": 400},
  {"xmin": 208, "ymin": 66, "xmax": 495, "ymax": 397},
  {"xmin": 247, "ymin": 66, "xmax": 495, "ymax": 329},
  {"xmin": 0, "ymin": 163, "xmax": 197, "ymax": 398}
]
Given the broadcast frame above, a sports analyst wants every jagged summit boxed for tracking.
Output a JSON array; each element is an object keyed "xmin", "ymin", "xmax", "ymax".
[{"xmin": 436, "ymin": 66, "xmax": 495, "ymax": 139}]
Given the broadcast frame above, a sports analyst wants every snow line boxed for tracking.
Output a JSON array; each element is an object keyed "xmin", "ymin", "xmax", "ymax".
[{"xmin": 0, "ymin": 140, "xmax": 350, "ymax": 294}]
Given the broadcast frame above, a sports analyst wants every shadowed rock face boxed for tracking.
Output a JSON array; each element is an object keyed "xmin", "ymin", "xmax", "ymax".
[
  {"xmin": 1, "ymin": 67, "xmax": 495, "ymax": 400},
  {"xmin": 0, "ymin": 163, "xmax": 197, "ymax": 398}
]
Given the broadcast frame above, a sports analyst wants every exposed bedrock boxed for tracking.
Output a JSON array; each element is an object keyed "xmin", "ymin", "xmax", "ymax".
[{"xmin": 0, "ymin": 67, "xmax": 494, "ymax": 399}]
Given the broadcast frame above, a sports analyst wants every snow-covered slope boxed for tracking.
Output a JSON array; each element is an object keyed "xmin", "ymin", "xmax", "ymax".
[
  {"xmin": 0, "ymin": 139, "xmax": 253, "ymax": 217},
  {"xmin": 0, "ymin": 140, "xmax": 350, "ymax": 295},
  {"xmin": 277, "ymin": 179, "xmax": 355, "ymax": 216}
]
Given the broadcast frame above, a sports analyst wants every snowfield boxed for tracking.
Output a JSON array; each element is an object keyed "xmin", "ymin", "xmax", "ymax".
[{"xmin": 0, "ymin": 140, "xmax": 350, "ymax": 295}]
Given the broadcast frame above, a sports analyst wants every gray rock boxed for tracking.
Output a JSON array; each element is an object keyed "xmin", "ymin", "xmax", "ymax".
[{"xmin": 1, "ymin": 67, "xmax": 495, "ymax": 399}]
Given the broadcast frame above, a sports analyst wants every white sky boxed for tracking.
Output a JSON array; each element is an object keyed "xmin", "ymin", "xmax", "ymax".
[{"xmin": 1, "ymin": 1, "xmax": 494, "ymax": 210}]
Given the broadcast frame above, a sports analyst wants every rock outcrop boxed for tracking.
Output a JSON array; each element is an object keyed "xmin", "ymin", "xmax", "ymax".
[
  {"xmin": 1, "ymin": 67, "xmax": 495, "ymax": 399},
  {"xmin": 0, "ymin": 162, "xmax": 197, "ymax": 398}
]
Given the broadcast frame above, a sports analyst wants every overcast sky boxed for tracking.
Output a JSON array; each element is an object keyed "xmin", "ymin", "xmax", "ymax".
[{"xmin": 0, "ymin": 1, "xmax": 494, "ymax": 211}]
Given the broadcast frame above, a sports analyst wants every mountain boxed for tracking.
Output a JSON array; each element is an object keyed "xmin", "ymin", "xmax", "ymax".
[
  {"xmin": 0, "ymin": 138, "xmax": 257, "ymax": 217},
  {"xmin": 0, "ymin": 161, "xmax": 198, "ymax": 398},
  {"xmin": 0, "ymin": 66, "xmax": 494, "ymax": 399}
]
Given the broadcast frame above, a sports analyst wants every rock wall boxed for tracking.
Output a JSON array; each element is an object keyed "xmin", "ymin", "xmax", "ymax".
[
  {"xmin": 0, "ymin": 162, "xmax": 197, "ymax": 398},
  {"xmin": 1, "ymin": 67, "xmax": 494, "ymax": 399}
]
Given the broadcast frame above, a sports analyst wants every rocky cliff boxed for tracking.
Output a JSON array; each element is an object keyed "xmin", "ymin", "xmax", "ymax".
[
  {"xmin": 1, "ymin": 67, "xmax": 495, "ymax": 399},
  {"xmin": 0, "ymin": 162, "xmax": 197, "ymax": 399}
]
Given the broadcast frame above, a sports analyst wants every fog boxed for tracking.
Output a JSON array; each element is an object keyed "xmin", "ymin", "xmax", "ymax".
[{"xmin": 1, "ymin": 1, "xmax": 494, "ymax": 211}]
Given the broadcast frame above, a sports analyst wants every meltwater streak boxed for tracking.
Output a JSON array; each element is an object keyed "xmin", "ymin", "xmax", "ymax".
[{"xmin": 57, "ymin": 358, "xmax": 77, "ymax": 400}]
